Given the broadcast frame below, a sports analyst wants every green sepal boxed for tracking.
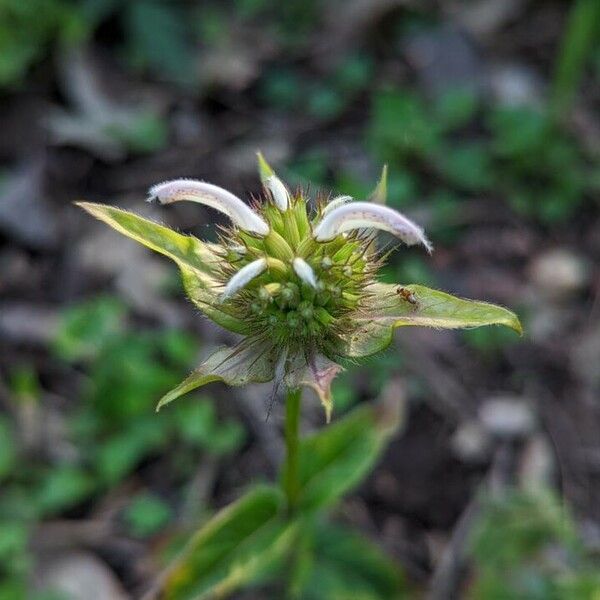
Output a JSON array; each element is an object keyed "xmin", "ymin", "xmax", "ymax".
[{"xmin": 336, "ymin": 283, "xmax": 522, "ymax": 358}]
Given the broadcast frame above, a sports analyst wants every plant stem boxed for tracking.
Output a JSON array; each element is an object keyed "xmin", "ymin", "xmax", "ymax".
[
  {"xmin": 283, "ymin": 387, "xmax": 302, "ymax": 513},
  {"xmin": 551, "ymin": 0, "xmax": 600, "ymax": 117}
]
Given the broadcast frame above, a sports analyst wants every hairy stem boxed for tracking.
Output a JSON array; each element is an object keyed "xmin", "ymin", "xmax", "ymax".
[{"xmin": 283, "ymin": 387, "xmax": 302, "ymax": 512}]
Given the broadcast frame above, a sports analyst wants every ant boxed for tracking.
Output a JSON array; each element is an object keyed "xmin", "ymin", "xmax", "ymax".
[{"xmin": 396, "ymin": 286, "xmax": 417, "ymax": 305}]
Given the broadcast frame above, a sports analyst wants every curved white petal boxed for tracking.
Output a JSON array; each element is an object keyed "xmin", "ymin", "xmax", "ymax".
[
  {"xmin": 265, "ymin": 176, "xmax": 290, "ymax": 211},
  {"xmin": 148, "ymin": 179, "xmax": 269, "ymax": 236},
  {"xmin": 293, "ymin": 257, "xmax": 318, "ymax": 288},
  {"xmin": 221, "ymin": 258, "xmax": 267, "ymax": 301},
  {"xmin": 313, "ymin": 201, "xmax": 432, "ymax": 252},
  {"xmin": 321, "ymin": 195, "xmax": 352, "ymax": 217}
]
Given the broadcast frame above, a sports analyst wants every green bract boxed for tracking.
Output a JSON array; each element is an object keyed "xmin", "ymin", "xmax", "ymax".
[{"xmin": 78, "ymin": 154, "xmax": 521, "ymax": 421}]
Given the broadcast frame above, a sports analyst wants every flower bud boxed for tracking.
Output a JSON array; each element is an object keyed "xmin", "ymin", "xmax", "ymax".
[
  {"xmin": 221, "ymin": 258, "xmax": 267, "ymax": 301},
  {"xmin": 266, "ymin": 176, "xmax": 290, "ymax": 211},
  {"xmin": 293, "ymin": 257, "xmax": 318, "ymax": 289}
]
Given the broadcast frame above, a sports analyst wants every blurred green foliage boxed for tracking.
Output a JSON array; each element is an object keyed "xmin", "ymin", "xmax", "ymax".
[
  {"xmin": 469, "ymin": 490, "xmax": 600, "ymax": 599},
  {"xmin": 261, "ymin": 53, "xmax": 374, "ymax": 120},
  {"xmin": 124, "ymin": 492, "xmax": 173, "ymax": 538},
  {"xmin": 551, "ymin": 0, "xmax": 600, "ymax": 115},
  {"xmin": 161, "ymin": 404, "xmax": 406, "ymax": 599},
  {"xmin": 367, "ymin": 87, "xmax": 593, "ymax": 225},
  {"xmin": 0, "ymin": 297, "xmax": 244, "ymax": 597},
  {"xmin": 0, "ymin": 0, "xmax": 325, "ymax": 90},
  {"xmin": 462, "ymin": 325, "xmax": 521, "ymax": 357},
  {"xmin": 1, "ymin": 0, "xmax": 596, "ymax": 225},
  {"xmin": 0, "ymin": 0, "xmax": 85, "ymax": 88},
  {"xmin": 488, "ymin": 106, "xmax": 587, "ymax": 222},
  {"xmin": 293, "ymin": 521, "xmax": 404, "ymax": 600}
]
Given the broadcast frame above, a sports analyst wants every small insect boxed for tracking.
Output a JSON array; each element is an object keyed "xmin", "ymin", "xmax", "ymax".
[{"xmin": 396, "ymin": 286, "xmax": 417, "ymax": 305}]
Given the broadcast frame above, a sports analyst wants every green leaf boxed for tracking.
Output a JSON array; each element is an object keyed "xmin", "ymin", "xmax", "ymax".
[
  {"xmin": 124, "ymin": 493, "xmax": 173, "ymax": 538},
  {"xmin": 297, "ymin": 521, "xmax": 406, "ymax": 600},
  {"xmin": 468, "ymin": 489, "xmax": 599, "ymax": 600},
  {"xmin": 308, "ymin": 86, "xmax": 345, "ymax": 120},
  {"xmin": 157, "ymin": 336, "xmax": 279, "ymax": 410},
  {"xmin": 95, "ymin": 417, "xmax": 167, "ymax": 484},
  {"xmin": 77, "ymin": 202, "xmax": 249, "ymax": 334},
  {"xmin": 369, "ymin": 89, "xmax": 439, "ymax": 160},
  {"xmin": 53, "ymin": 296, "xmax": 124, "ymax": 361},
  {"xmin": 123, "ymin": 0, "xmax": 194, "ymax": 84},
  {"xmin": 551, "ymin": 0, "xmax": 600, "ymax": 115},
  {"xmin": 110, "ymin": 110, "xmax": 168, "ymax": 154},
  {"xmin": 338, "ymin": 283, "xmax": 522, "ymax": 358},
  {"xmin": 37, "ymin": 466, "xmax": 95, "ymax": 516},
  {"xmin": 292, "ymin": 404, "xmax": 399, "ymax": 512},
  {"xmin": 436, "ymin": 141, "xmax": 493, "ymax": 192},
  {"xmin": 172, "ymin": 398, "xmax": 245, "ymax": 454},
  {"xmin": 434, "ymin": 87, "xmax": 479, "ymax": 131},
  {"xmin": 161, "ymin": 485, "xmax": 293, "ymax": 600},
  {"xmin": 0, "ymin": 417, "xmax": 17, "ymax": 481}
]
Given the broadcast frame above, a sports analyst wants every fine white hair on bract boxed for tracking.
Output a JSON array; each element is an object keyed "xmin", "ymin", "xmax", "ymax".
[
  {"xmin": 220, "ymin": 258, "xmax": 268, "ymax": 301},
  {"xmin": 312, "ymin": 201, "xmax": 432, "ymax": 252},
  {"xmin": 148, "ymin": 179, "xmax": 269, "ymax": 236}
]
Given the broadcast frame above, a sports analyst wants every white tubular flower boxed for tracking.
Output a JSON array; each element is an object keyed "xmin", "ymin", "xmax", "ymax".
[
  {"xmin": 293, "ymin": 257, "xmax": 318, "ymax": 288},
  {"xmin": 321, "ymin": 195, "xmax": 352, "ymax": 217},
  {"xmin": 313, "ymin": 201, "xmax": 432, "ymax": 252},
  {"xmin": 221, "ymin": 258, "xmax": 267, "ymax": 301},
  {"xmin": 148, "ymin": 179, "xmax": 269, "ymax": 236},
  {"xmin": 265, "ymin": 176, "xmax": 290, "ymax": 211}
]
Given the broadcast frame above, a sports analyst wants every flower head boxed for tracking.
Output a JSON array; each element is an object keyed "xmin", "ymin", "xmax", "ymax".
[{"xmin": 78, "ymin": 156, "xmax": 521, "ymax": 421}]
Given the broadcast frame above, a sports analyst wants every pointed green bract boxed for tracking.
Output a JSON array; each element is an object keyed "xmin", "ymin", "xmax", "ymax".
[
  {"xmin": 77, "ymin": 202, "xmax": 220, "ymax": 277},
  {"xmin": 284, "ymin": 353, "xmax": 343, "ymax": 423},
  {"xmin": 156, "ymin": 336, "xmax": 280, "ymax": 411},
  {"xmin": 161, "ymin": 485, "xmax": 292, "ymax": 600},
  {"xmin": 178, "ymin": 265, "xmax": 251, "ymax": 334},
  {"xmin": 256, "ymin": 151, "xmax": 275, "ymax": 184},
  {"xmin": 369, "ymin": 164, "xmax": 388, "ymax": 204},
  {"xmin": 77, "ymin": 202, "xmax": 249, "ymax": 334},
  {"xmin": 336, "ymin": 283, "xmax": 522, "ymax": 358}
]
